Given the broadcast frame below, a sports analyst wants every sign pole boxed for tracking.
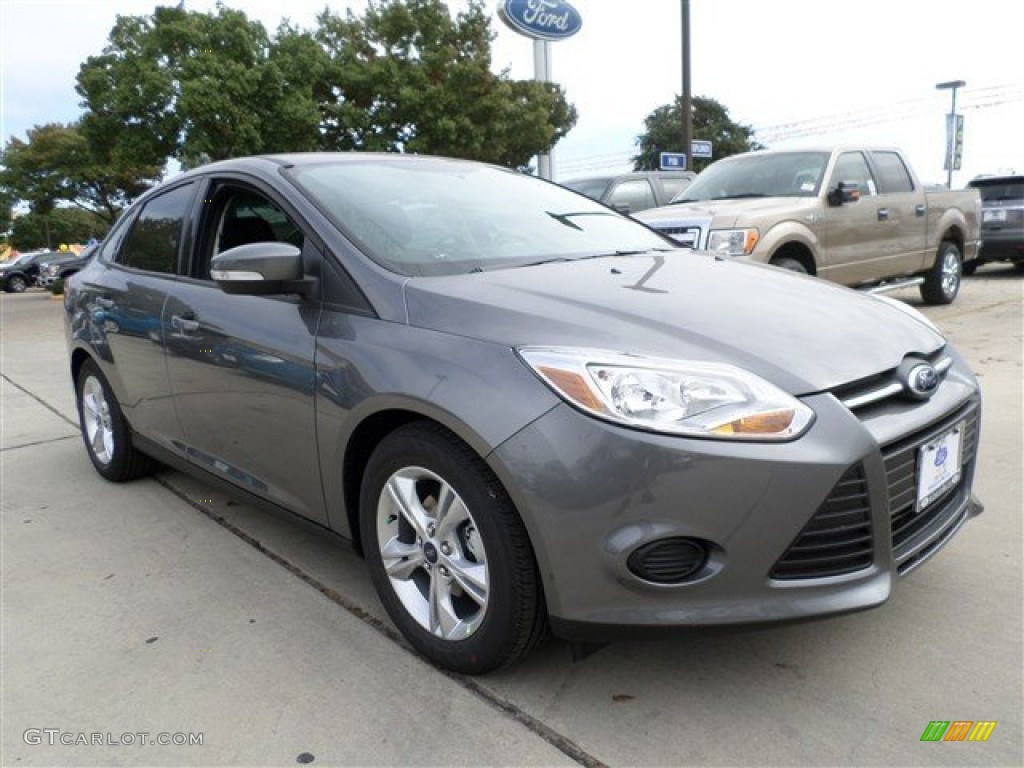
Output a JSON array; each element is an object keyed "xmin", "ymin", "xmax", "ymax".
[{"xmin": 534, "ymin": 39, "xmax": 553, "ymax": 180}]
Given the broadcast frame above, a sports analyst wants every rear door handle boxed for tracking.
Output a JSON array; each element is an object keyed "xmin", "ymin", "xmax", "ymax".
[
  {"xmin": 877, "ymin": 208, "xmax": 890, "ymax": 221},
  {"xmin": 915, "ymin": 204, "xmax": 926, "ymax": 217},
  {"xmin": 171, "ymin": 313, "xmax": 200, "ymax": 333}
]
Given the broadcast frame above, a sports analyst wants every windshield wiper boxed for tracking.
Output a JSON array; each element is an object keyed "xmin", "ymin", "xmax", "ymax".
[{"xmin": 709, "ymin": 193, "xmax": 769, "ymax": 200}]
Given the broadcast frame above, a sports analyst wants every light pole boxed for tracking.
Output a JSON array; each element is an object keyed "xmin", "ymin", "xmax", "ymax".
[
  {"xmin": 680, "ymin": 0, "xmax": 692, "ymax": 172},
  {"xmin": 936, "ymin": 79, "xmax": 965, "ymax": 188}
]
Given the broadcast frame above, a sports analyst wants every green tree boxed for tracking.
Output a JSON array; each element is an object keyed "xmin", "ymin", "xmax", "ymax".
[
  {"xmin": 11, "ymin": 207, "xmax": 109, "ymax": 251},
  {"xmin": 0, "ymin": 122, "xmax": 160, "ymax": 225},
  {"xmin": 315, "ymin": 0, "xmax": 576, "ymax": 166},
  {"xmin": 633, "ymin": 96, "xmax": 763, "ymax": 173},
  {"xmin": 76, "ymin": 1, "xmax": 575, "ymax": 170}
]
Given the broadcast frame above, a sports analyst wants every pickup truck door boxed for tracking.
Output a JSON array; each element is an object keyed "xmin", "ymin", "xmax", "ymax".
[
  {"xmin": 821, "ymin": 151, "xmax": 889, "ymax": 285},
  {"xmin": 867, "ymin": 150, "xmax": 929, "ymax": 272}
]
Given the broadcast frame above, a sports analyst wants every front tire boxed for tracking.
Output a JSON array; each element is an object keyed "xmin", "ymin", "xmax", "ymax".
[
  {"xmin": 75, "ymin": 359, "xmax": 157, "ymax": 481},
  {"xmin": 921, "ymin": 241, "xmax": 962, "ymax": 305},
  {"xmin": 770, "ymin": 256, "xmax": 808, "ymax": 275},
  {"xmin": 360, "ymin": 423, "xmax": 545, "ymax": 674}
]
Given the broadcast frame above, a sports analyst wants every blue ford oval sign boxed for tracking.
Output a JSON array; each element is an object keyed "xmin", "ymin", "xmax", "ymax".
[{"xmin": 499, "ymin": 0, "xmax": 582, "ymax": 42}]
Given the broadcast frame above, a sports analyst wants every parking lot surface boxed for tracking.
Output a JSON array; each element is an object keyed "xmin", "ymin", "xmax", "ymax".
[{"xmin": 2, "ymin": 267, "xmax": 1022, "ymax": 766}]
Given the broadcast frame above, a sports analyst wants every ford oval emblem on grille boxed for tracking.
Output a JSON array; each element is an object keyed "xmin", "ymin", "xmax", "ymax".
[{"xmin": 906, "ymin": 363, "xmax": 940, "ymax": 399}]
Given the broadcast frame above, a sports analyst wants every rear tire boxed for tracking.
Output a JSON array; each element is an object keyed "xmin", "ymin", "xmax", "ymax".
[
  {"xmin": 5, "ymin": 274, "xmax": 28, "ymax": 293},
  {"xmin": 920, "ymin": 241, "xmax": 961, "ymax": 305},
  {"xmin": 360, "ymin": 422, "xmax": 545, "ymax": 674},
  {"xmin": 75, "ymin": 359, "xmax": 157, "ymax": 481}
]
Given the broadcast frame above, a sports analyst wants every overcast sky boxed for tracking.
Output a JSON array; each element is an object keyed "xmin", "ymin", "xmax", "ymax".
[{"xmin": 2, "ymin": 0, "xmax": 1022, "ymax": 186}]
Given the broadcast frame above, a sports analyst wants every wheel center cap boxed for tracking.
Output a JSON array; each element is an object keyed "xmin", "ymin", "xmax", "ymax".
[{"xmin": 423, "ymin": 541, "xmax": 439, "ymax": 564}]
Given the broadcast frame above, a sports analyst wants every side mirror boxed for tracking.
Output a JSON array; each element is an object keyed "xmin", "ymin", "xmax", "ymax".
[
  {"xmin": 611, "ymin": 202, "xmax": 632, "ymax": 215},
  {"xmin": 211, "ymin": 242, "xmax": 312, "ymax": 296},
  {"xmin": 827, "ymin": 181, "xmax": 862, "ymax": 206}
]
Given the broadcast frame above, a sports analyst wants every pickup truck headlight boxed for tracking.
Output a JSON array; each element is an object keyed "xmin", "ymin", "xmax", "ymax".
[
  {"xmin": 707, "ymin": 228, "xmax": 759, "ymax": 257},
  {"xmin": 46, "ymin": 265, "xmax": 59, "ymax": 276},
  {"xmin": 519, "ymin": 347, "xmax": 814, "ymax": 440}
]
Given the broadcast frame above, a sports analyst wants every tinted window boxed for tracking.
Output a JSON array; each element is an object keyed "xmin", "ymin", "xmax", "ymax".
[
  {"xmin": 870, "ymin": 152, "xmax": 914, "ymax": 194},
  {"xmin": 608, "ymin": 179, "xmax": 656, "ymax": 212},
  {"xmin": 969, "ymin": 178, "xmax": 1024, "ymax": 202},
  {"xmin": 660, "ymin": 176, "xmax": 692, "ymax": 200},
  {"xmin": 117, "ymin": 183, "xmax": 196, "ymax": 274},
  {"xmin": 562, "ymin": 178, "xmax": 613, "ymax": 200},
  {"xmin": 830, "ymin": 152, "xmax": 877, "ymax": 197}
]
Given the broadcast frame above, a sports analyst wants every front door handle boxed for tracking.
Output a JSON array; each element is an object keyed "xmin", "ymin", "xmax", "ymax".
[
  {"xmin": 877, "ymin": 208, "xmax": 890, "ymax": 221},
  {"xmin": 915, "ymin": 204, "xmax": 926, "ymax": 217},
  {"xmin": 171, "ymin": 314, "xmax": 200, "ymax": 333}
]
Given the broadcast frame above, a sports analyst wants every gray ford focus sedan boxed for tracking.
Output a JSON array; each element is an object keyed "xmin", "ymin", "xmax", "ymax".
[{"xmin": 65, "ymin": 153, "xmax": 982, "ymax": 674}]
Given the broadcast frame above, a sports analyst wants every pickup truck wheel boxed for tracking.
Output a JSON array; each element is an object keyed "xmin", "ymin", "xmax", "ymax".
[
  {"xmin": 360, "ymin": 423, "xmax": 545, "ymax": 674},
  {"xmin": 920, "ymin": 242, "xmax": 961, "ymax": 305},
  {"xmin": 771, "ymin": 257, "xmax": 808, "ymax": 275},
  {"xmin": 5, "ymin": 274, "xmax": 28, "ymax": 293}
]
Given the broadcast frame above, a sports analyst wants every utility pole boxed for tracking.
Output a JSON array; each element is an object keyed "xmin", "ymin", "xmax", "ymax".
[{"xmin": 680, "ymin": 0, "xmax": 692, "ymax": 171}]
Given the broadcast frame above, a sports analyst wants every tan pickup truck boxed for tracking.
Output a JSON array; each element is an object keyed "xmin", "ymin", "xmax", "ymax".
[{"xmin": 634, "ymin": 147, "xmax": 982, "ymax": 304}]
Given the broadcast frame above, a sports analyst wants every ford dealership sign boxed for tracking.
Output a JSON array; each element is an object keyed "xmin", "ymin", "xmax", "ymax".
[{"xmin": 499, "ymin": 0, "xmax": 582, "ymax": 42}]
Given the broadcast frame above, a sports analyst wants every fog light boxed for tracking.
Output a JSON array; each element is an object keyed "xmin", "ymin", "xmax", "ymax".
[{"xmin": 627, "ymin": 537, "xmax": 708, "ymax": 584}]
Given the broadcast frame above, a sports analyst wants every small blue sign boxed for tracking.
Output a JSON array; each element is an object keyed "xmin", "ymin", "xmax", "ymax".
[
  {"xmin": 499, "ymin": 0, "xmax": 583, "ymax": 42},
  {"xmin": 691, "ymin": 140, "xmax": 713, "ymax": 159},
  {"xmin": 659, "ymin": 152, "xmax": 687, "ymax": 171}
]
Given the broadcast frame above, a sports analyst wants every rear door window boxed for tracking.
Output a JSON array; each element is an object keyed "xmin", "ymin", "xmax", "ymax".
[
  {"xmin": 115, "ymin": 183, "xmax": 197, "ymax": 274},
  {"xmin": 870, "ymin": 152, "xmax": 915, "ymax": 194}
]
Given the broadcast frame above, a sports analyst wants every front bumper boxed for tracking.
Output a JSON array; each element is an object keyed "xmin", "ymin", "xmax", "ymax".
[{"xmin": 489, "ymin": 352, "xmax": 981, "ymax": 641}]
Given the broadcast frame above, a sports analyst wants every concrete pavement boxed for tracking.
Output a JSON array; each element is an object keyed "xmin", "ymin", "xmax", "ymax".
[{"xmin": 2, "ymin": 266, "xmax": 1021, "ymax": 766}]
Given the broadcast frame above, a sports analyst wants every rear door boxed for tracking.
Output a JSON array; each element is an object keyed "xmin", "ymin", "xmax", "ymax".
[
  {"xmin": 79, "ymin": 181, "xmax": 198, "ymax": 451},
  {"xmin": 868, "ymin": 150, "xmax": 929, "ymax": 271},
  {"xmin": 162, "ymin": 177, "xmax": 327, "ymax": 524}
]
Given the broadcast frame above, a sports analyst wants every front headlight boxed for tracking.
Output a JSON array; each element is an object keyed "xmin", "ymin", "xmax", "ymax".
[
  {"xmin": 519, "ymin": 348, "xmax": 814, "ymax": 440},
  {"xmin": 46, "ymin": 265, "xmax": 59, "ymax": 275},
  {"xmin": 707, "ymin": 228, "xmax": 759, "ymax": 257}
]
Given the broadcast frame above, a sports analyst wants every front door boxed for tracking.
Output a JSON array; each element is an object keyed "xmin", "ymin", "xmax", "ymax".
[{"xmin": 163, "ymin": 180, "xmax": 327, "ymax": 524}]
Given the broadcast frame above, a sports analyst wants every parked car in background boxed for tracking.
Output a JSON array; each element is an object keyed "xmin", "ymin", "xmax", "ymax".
[
  {"xmin": 38, "ymin": 244, "xmax": 100, "ymax": 287},
  {"xmin": 635, "ymin": 147, "xmax": 981, "ymax": 304},
  {"xmin": 966, "ymin": 174, "xmax": 1024, "ymax": 273},
  {"xmin": 66, "ymin": 152, "xmax": 982, "ymax": 674},
  {"xmin": 0, "ymin": 250, "xmax": 60, "ymax": 292},
  {"xmin": 562, "ymin": 170, "xmax": 696, "ymax": 214}
]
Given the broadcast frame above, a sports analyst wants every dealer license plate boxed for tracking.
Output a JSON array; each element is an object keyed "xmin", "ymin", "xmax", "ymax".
[
  {"xmin": 916, "ymin": 423, "xmax": 964, "ymax": 511},
  {"xmin": 983, "ymin": 209, "xmax": 1007, "ymax": 223}
]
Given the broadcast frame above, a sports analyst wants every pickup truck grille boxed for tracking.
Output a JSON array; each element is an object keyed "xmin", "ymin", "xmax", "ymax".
[{"xmin": 658, "ymin": 225, "xmax": 702, "ymax": 248}]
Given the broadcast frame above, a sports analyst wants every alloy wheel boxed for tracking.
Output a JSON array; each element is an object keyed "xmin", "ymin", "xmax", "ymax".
[{"xmin": 81, "ymin": 375, "xmax": 115, "ymax": 465}]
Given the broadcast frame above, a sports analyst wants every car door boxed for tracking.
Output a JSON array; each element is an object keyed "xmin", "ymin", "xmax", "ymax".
[
  {"xmin": 868, "ymin": 150, "xmax": 929, "ymax": 272},
  {"xmin": 77, "ymin": 181, "xmax": 199, "ymax": 450},
  {"xmin": 162, "ymin": 178, "xmax": 327, "ymax": 525},
  {"xmin": 820, "ymin": 151, "xmax": 888, "ymax": 285}
]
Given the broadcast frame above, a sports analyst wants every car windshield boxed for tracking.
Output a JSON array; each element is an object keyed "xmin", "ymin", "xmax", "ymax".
[
  {"xmin": 288, "ymin": 160, "xmax": 672, "ymax": 276},
  {"xmin": 673, "ymin": 152, "xmax": 831, "ymax": 203},
  {"xmin": 970, "ymin": 178, "xmax": 1024, "ymax": 202}
]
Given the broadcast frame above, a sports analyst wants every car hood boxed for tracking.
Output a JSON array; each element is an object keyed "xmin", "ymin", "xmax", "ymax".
[
  {"xmin": 403, "ymin": 252, "xmax": 944, "ymax": 395},
  {"xmin": 635, "ymin": 197, "xmax": 812, "ymax": 228}
]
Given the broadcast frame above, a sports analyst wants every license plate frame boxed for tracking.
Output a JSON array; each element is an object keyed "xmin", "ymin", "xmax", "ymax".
[{"xmin": 916, "ymin": 422, "xmax": 964, "ymax": 511}]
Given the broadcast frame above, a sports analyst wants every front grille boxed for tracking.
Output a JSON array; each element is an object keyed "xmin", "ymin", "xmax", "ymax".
[
  {"xmin": 657, "ymin": 225, "xmax": 701, "ymax": 247},
  {"xmin": 771, "ymin": 464, "xmax": 874, "ymax": 580},
  {"xmin": 883, "ymin": 401, "xmax": 980, "ymax": 570}
]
